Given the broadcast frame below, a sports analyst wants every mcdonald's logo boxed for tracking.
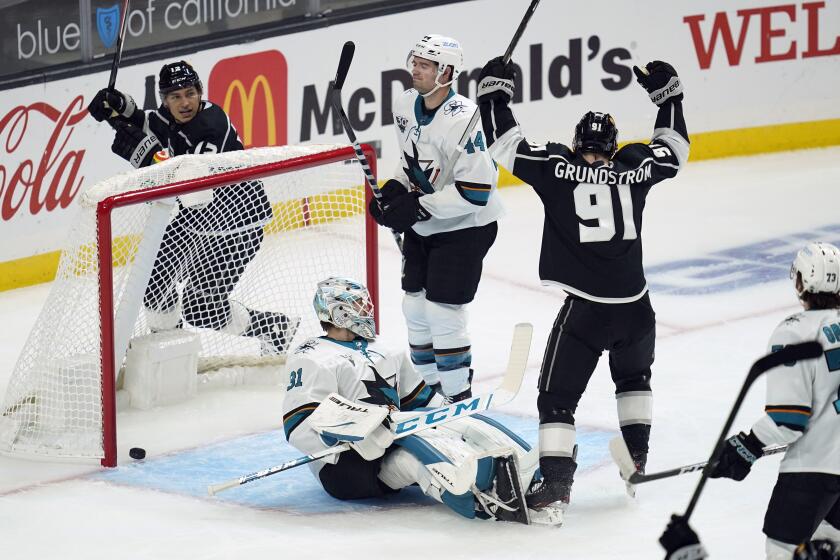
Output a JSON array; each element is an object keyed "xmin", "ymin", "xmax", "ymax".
[{"xmin": 208, "ymin": 50, "xmax": 287, "ymax": 148}]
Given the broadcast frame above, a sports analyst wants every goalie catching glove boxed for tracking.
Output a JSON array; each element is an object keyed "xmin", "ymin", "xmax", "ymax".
[
  {"xmin": 88, "ymin": 87, "xmax": 138, "ymax": 122},
  {"xmin": 633, "ymin": 60, "xmax": 683, "ymax": 106},
  {"xmin": 309, "ymin": 393, "xmax": 394, "ymax": 461},
  {"xmin": 111, "ymin": 120, "xmax": 163, "ymax": 169}
]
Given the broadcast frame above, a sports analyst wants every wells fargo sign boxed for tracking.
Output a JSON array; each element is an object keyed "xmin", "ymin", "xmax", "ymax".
[{"xmin": 208, "ymin": 50, "xmax": 288, "ymax": 148}]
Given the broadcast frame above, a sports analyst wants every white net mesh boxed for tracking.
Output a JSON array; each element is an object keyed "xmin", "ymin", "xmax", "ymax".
[{"xmin": 0, "ymin": 144, "xmax": 373, "ymax": 461}]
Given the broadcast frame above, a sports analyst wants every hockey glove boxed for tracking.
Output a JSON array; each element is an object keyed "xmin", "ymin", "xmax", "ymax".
[
  {"xmin": 88, "ymin": 87, "xmax": 138, "ymax": 122},
  {"xmin": 478, "ymin": 56, "xmax": 517, "ymax": 104},
  {"xmin": 709, "ymin": 431, "xmax": 765, "ymax": 481},
  {"xmin": 377, "ymin": 192, "xmax": 431, "ymax": 233},
  {"xmin": 111, "ymin": 120, "xmax": 163, "ymax": 169},
  {"xmin": 660, "ymin": 514, "xmax": 708, "ymax": 560},
  {"xmin": 368, "ymin": 178, "xmax": 409, "ymax": 223},
  {"xmin": 633, "ymin": 61, "xmax": 683, "ymax": 106}
]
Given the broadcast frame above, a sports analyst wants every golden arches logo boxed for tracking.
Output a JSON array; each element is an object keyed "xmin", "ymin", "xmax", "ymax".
[{"xmin": 222, "ymin": 76, "xmax": 276, "ymax": 147}]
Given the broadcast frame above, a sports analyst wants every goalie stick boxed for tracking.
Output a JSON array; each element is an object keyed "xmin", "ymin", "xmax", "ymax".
[
  {"xmin": 609, "ymin": 436, "xmax": 788, "ymax": 485},
  {"xmin": 432, "ymin": 0, "xmax": 541, "ymax": 190},
  {"xmin": 330, "ymin": 41, "xmax": 404, "ymax": 252},
  {"xmin": 207, "ymin": 322, "xmax": 532, "ymax": 496}
]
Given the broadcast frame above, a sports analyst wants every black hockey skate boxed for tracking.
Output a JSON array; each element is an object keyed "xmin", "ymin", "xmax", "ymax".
[
  {"xmin": 476, "ymin": 456, "xmax": 530, "ymax": 525},
  {"xmin": 526, "ymin": 456, "xmax": 576, "ymax": 511},
  {"xmin": 244, "ymin": 311, "xmax": 300, "ymax": 355}
]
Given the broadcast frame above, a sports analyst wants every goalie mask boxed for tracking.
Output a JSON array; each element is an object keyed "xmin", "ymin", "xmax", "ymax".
[
  {"xmin": 407, "ymin": 34, "xmax": 464, "ymax": 97},
  {"xmin": 790, "ymin": 242, "xmax": 840, "ymax": 296},
  {"xmin": 314, "ymin": 277, "xmax": 376, "ymax": 340},
  {"xmin": 159, "ymin": 60, "xmax": 203, "ymax": 100},
  {"xmin": 573, "ymin": 111, "xmax": 618, "ymax": 158}
]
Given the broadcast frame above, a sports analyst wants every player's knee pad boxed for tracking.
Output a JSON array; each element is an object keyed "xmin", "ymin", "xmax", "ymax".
[
  {"xmin": 813, "ymin": 519, "xmax": 840, "ymax": 542},
  {"xmin": 143, "ymin": 301, "xmax": 181, "ymax": 331},
  {"xmin": 402, "ymin": 290, "xmax": 431, "ymax": 344},
  {"xmin": 766, "ymin": 538, "xmax": 798, "ymax": 560}
]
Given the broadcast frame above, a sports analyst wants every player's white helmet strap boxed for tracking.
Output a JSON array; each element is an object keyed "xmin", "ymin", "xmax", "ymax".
[
  {"xmin": 407, "ymin": 34, "xmax": 464, "ymax": 98},
  {"xmin": 313, "ymin": 277, "xmax": 376, "ymax": 339},
  {"xmin": 790, "ymin": 241, "xmax": 840, "ymax": 296}
]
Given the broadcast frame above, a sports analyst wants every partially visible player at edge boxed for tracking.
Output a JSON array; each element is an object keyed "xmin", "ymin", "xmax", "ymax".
[
  {"xmin": 369, "ymin": 35, "xmax": 503, "ymax": 402},
  {"xmin": 281, "ymin": 277, "xmax": 562, "ymax": 525},
  {"xmin": 87, "ymin": 60, "xmax": 298, "ymax": 355},
  {"xmin": 477, "ymin": 57, "xmax": 690, "ymax": 513}
]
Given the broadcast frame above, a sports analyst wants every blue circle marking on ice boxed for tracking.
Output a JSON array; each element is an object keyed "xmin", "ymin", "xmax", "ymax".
[{"xmin": 89, "ymin": 413, "xmax": 615, "ymax": 513}]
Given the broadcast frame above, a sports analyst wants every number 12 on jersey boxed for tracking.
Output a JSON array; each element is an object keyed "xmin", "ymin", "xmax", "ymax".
[{"xmin": 574, "ymin": 183, "xmax": 637, "ymax": 243}]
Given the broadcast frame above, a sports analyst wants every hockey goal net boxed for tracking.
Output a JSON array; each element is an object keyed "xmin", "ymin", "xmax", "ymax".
[{"xmin": 0, "ymin": 144, "xmax": 378, "ymax": 467}]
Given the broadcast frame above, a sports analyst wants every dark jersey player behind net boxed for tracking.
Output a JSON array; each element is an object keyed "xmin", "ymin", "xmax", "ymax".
[
  {"xmin": 87, "ymin": 61, "xmax": 298, "ymax": 354},
  {"xmin": 477, "ymin": 58, "xmax": 690, "ymax": 512}
]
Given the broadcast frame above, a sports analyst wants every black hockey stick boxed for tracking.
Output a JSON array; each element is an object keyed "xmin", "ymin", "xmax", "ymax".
[
  {"xmin": 330, "ymin": 41, "xmax": 404, "ymax": 252},
  {"xmin": 681, "ymin": 341, "xmax": 823, "ymax": 521},
  {"xmin": 610, "ymin": 437, "xmax": 788, "ymax": 485},
  {"xmin": 107, "ymin": 0, "xmax": 131, "ymax": 90},
  {"xmin": 207, "ymin": 323, "xmax": 532, "ymax": 495},
  {"xmin": 102, "ymin": 0, "xmax": 130, "ymax": 128},
  {"xmin": 433, "ymin": 0, "xmax": 541, "ymax": 189}
]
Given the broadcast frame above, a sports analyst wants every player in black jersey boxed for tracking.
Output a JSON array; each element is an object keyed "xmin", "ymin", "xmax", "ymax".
[
  {"xmin": 477, "ymin": 57, "xmax": 690, "ymax": 512},
  {"xmin": 87, "ymin": 61, "xmax": 298, "ymax": 354}
]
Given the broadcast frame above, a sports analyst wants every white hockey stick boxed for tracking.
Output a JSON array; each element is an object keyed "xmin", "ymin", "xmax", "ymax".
[{"xmin": 208, "ymin": 323, "xmax": 532, "ymax": 496}]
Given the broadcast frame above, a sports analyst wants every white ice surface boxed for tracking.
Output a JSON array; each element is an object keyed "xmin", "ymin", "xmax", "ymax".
[{"xmin": 2, "ymin": 147, "xmax": 840, "ymax": 559}]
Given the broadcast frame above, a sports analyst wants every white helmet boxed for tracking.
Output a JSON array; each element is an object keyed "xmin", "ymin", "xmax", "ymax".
[
  {"xmin": 313, "ymin": 277, "xmax": 376, "ymax": 339},
  {"xmin": 790, "ymin": 242, "xmax": 840, "ymax": 296},
  {"xmin": 407, "ymin": 34, "xmax": 464, "ymax": 96}
]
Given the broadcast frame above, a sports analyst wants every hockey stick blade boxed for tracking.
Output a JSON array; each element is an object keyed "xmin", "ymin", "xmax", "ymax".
[
  {"xmin": 207, "ymin": 323, "xmax": 532, "ymax": 495},
  {"xmin": 333, "ymin": 41, "xmax": 355, "ymax": 91},
  {"xmin": 609, "ymin": 436, "xmax": 788, "ymax": 485}
]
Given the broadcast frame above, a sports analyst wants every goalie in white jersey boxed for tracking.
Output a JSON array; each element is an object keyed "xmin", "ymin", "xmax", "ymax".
[
  {"xmin": 704, "ymin": 242, "xmax": 840, "ymax": 559},
  {"xmin": 369, "ymin": 35, "xmax": 503, "ymax": 402},
  {"xmin": 281, "ymin": 277, "xmax": 561, "ymax": 525}
]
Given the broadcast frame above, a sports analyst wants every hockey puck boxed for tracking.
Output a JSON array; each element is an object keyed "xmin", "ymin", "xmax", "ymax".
[{"xmin": 129, "ymin": 447, "xmax": 146, "ymax": 460}]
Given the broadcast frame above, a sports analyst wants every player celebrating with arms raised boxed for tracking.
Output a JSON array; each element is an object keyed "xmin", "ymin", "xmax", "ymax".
[
  {"xmin": 370, "ymin": 35, "xmax": 503, "ymax": 403},
  {"xmin": 87, "ymin": 60, "xmax": 298, "ymax": 354},
  {"xmin": 477, "ymin": 57, "xmax": 690, "ymax": 513}
]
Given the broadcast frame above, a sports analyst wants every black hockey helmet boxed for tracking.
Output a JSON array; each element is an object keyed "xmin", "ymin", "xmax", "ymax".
[
  {"xmin": 573, "ymin": 111, "xmax": 618, "ymax": 158},
  {"xmin": 158, "ymin": 60, "xmax": 202, "ymax": 98},
  {"xmin": 794, "ymin": 540, "xmax": 840, "ymax": 560}
]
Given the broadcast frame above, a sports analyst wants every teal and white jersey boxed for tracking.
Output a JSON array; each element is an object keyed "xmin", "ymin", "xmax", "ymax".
[
  {"xmin": 392, "ymin": 88, "xmax": 503, "ymax": 236},
  {"xmin": 282, "ymin": 336, "xmax": 435, "ymax": 471},
  {"xmin": 751, "ymin": 308, "xmax": 840, "ymax": 475}
]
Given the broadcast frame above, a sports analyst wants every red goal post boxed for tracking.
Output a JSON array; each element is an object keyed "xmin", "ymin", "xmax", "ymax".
[{"xmin": 1, "ymin": 144, "xmax": 378, "ymax": 467}]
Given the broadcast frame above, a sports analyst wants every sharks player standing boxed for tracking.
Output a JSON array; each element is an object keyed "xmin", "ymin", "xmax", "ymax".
[
  {"xmin": 701, "ymin": 242, "xmax": 840, "ymax": 559},
  {"xmin": 87, "ymin": 60, "xmax": 298, "ymax": 354},
  {"xmin": 477, "ymin": 57, "xmax": 690, "ymax": 513},
  {"xmin": 369, "ymin": 35, "xmax": 503, "ymax": 402},
  {"xmin": 282, "ymin": 277, "xmax": 562, "ymax": 525}
]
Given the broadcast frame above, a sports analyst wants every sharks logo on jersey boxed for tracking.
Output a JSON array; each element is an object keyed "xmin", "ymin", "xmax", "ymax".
[
  {"xmin": 403, "ymin": 141, "xmax": 439, "ymax": 194},
  {"xmin": 360, "ymin": 365, "xmax": 400, "ymax": 410}
]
